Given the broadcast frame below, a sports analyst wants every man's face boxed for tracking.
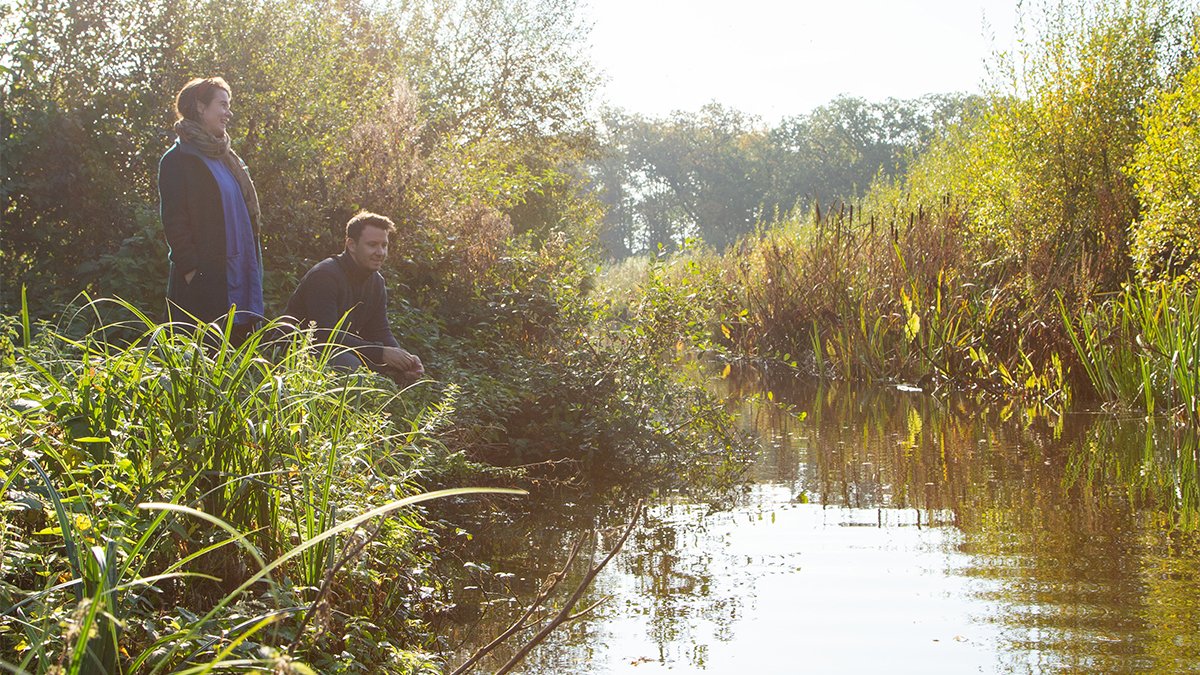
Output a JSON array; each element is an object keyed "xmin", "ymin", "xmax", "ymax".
[{"xmin": 346, "ymin": 225, "xmax": 389, "ymax": 272}]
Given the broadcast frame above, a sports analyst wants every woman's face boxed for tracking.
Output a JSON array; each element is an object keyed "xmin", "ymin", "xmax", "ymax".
[{"xmin": 196, "ymin": 88, "xmax": 232, "ymax": 138}]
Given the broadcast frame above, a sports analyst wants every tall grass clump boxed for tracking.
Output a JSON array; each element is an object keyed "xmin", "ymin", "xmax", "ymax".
[
  {"xmin": 710, "ymin": 204, "xmax": 1069, "ymax": 403},
  {"xmin": 0, "ymin": 298, "xmax": 508, "ymax": 673},
  {"xmin": 1063, "ymin": 283, "xmax": 1200, "ymax": 421}
]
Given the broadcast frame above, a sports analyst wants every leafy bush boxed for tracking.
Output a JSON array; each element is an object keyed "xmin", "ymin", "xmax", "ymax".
[
  {"xmin": 1130, "ymin": 41, "xmax": 1200, "ymax": 285},
  {"xmin": 0, "ymin": 302, "xmax": 485, "ymax": 673},
  {"xmin": 892, "ymin": 0, "xmax": 1190, "ymax": 305}
]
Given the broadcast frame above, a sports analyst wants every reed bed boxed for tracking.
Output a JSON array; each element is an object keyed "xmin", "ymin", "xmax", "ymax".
[
  {"xmin": 716, "ymin": 205, "xmax": 1069, "ymax": 404},
  {"xmin": 0, "ymin": 298, "xmax": 511, "ymax": 673},
  {"xmin": 1063, "ymin": 283, "xmax": 1200, "ymax": 422}
]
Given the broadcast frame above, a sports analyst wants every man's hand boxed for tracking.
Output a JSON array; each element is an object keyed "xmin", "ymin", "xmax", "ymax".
[{"xmin": 381, "ymin": 346, "xmax": 424, "ymax": 378}]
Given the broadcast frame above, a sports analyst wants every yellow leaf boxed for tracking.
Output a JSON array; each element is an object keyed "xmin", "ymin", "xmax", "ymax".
[
  {"xmin": 721, "ymin": 363, "xmax": 731, "ymax": 379},
  {"xmin": 905, "ymin": 311, "xmax": 921, "ymax": 342},
  {"xmin": 767, "ymin": 391, "xmax": 774, "ymax": 402},
  {"xmin": 721, "ymin": 323, "xmax": 731, "ymax": 339}
]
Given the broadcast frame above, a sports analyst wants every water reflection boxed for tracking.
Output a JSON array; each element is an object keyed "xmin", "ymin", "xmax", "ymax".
[{"xmin": 438, "ymin": 370, "xmax": 1200, "ymax": 673}]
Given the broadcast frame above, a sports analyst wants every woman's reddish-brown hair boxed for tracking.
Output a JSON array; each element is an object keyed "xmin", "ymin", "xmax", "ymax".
[{"xmin": 174, "ymin": 77, "xmax": 231, "ymax": 122}]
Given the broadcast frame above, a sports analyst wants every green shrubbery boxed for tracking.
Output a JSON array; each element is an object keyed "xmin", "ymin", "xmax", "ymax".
[
  {"xmin": 1129, "ymin": 38, "xmax": 1200, "ymax": 285},
  {"xmin": 639, "ymin": 0, "xmax": 1200, "ymax": 420},
  {"xmin": 0, "ymin": 304, "xmax": 484, "ymax": 672}
]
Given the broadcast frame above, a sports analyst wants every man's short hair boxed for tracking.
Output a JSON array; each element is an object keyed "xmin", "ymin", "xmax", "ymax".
[
  {"xmin": 346, "ymin": 211, "xmax": 397, "ymax": 240},
  {"xmin": 175, "ymin": 77, "xmax": 232, "ymax": 122}
]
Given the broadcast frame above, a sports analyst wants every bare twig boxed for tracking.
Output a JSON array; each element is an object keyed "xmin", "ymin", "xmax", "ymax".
[
  {"xmin": 292, "ymin": 518, "xmax": 383, "ymax": 648},
  {"xmin": 492, "ymin": 499, "xmax": 644, "ymax": 675},
  {"xmin": 448, "ymin": 536, "xmax": 586, "ymax": 675}
]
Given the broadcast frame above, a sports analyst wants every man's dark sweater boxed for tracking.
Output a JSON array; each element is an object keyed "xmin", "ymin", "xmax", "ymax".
[{"xmin": 285, "ymin": 251, "xmax": 400, "ymax": 368}]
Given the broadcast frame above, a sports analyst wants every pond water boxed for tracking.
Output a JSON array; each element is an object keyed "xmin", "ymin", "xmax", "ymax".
[{"xmin": 437, "ymin": 370, "xmax": 1200, "ymax": 673}]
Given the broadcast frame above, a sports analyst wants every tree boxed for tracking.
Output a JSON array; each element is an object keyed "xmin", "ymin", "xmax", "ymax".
[
  {"xmin": 0, "ymin": 0, "xmax": 603, "ymax": 315},
  {"xmin": 1129, "ymin": 28, "xmax": 1200, "ymax": 285},
  {"xmin": 1, "ymin": 0, "xmax": 178, "ymax": 312},
  {"xmin": 767, "ymin": 94, "xmax": 974, "ymax": 209},
  {"xmin": 593, "ymin": 96, "xmax": 970, "ymax": 257},
  {"xmin": 596, "ymin": 104, "xmax": 771, "ymax": 253}
]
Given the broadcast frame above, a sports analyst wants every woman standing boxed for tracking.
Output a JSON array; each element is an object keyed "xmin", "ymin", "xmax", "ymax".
[{"xmin": 158, "ymin": 76, "xmax": 263, "ymax": 337}]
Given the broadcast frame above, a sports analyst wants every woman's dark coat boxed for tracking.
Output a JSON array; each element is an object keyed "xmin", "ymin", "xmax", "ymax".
[{"xmin": 158, "ymin": 141, "xmax": 260, "ymax": 323}]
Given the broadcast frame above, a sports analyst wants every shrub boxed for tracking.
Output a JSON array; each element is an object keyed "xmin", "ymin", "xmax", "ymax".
[
  {"xmin": 0, "ymin": 302, "xmax": 476, "ymax": 672},
  {"xmin": 1130, "ymin": 34, "xmax": 1200, "ymax": 285}
]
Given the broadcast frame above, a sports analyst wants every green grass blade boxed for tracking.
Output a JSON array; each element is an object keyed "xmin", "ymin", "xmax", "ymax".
[
  {"xmin": 140, "ymin": 487, "xmax": 526, "ymax": 673},
  {"xmin": 29, "ymin": 459, "xmax": 83, "ymax": 600}
]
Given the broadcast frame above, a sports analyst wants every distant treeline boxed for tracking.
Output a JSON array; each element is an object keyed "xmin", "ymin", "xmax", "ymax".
[{"xmin": 592, "ymin": 94, "xmax": 977, "ymax": 255}]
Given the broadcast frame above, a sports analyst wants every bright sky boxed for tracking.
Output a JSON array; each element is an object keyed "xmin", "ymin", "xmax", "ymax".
[{"xmin": 583, "ymin": 0, "xmax": 1022, "ymax": 123}]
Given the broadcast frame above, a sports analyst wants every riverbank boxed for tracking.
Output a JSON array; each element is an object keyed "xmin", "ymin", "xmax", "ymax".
[
  {"xmin": 618, "ymin": 211, "xmax": 1200, "ymax": 424},
  {"xmin": 0, "ymin": 292, "xmax": 751, "ymax": 673}
]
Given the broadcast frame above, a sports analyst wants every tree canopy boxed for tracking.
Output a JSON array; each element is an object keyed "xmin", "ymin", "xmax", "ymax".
[
  {"xmin": 0, "ymin": 0, "xmax": 601, "ymax": 315},
  {"xmin": 593, "ymin": 94, "xmax": 974, "ymax": 256}
]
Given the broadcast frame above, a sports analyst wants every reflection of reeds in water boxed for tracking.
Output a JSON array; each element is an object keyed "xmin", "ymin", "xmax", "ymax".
[
  {"xmin": 730, "ymin": 361, "xmax": 1200, "ymax": 530},
  {"xmin": 962, "ymin": 421, "xmax": 1200, "ymax": 673},
  {"xmin": 757, "ymin": 372, "xmax": 1200, "ymax": 670},
  {"xmin": 1065, "ymin": 421, "xmax": 1200, "ymax": 531},
  {"xmin": 728, "ymin": 365, "xmax": 1073, "ymax": 522}
]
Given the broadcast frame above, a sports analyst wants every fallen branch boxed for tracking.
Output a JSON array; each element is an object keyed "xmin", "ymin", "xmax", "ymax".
[
  {"xmin": 493, "ymin": 499, "xmax": 643, "ymax": 675},
  {"xmin": 449, "ymin": 537, "xmax": 586, "ymax": 675},
  {"xmin": 449, "ymin": 499, "xmax": 644, "ymax": 675}
]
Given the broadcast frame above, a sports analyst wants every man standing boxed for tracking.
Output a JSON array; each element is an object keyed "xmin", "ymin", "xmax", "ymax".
[{"xmin": 285, "ymin": 211, "xmax": 424, "ymax": 382}]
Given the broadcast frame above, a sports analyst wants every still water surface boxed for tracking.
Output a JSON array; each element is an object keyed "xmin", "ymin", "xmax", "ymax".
[{"xmin": 441, "ymin": 372, "xmax": 1200, "ymax": 673}]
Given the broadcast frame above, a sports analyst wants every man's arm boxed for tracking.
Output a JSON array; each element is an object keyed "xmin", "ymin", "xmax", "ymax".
[
  {"xmin": 362, "ymin": 282, "xmax": 423, "ymax": 377},
  {"xmin": 359, "ymin": 281, "xmax": 400, "ymax": 348},
  {"xmin": 292, "ymin": 266, "xmax": 387, "ymax": 365}
]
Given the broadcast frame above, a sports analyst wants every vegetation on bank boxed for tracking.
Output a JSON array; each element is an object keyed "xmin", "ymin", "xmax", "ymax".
[
  {"xmin": 9, "ymin": 0, "xmax": 1200, "ymax": 670},
  {"xmin": 618, "ymin": 0, "xmax": 1200, "ymax": 424},
  {"xmin": 1, "ymin": 306, "xmax": 465, "ymax": 672},
  {"xmin": 0, "ymin": 0, "xmax": 752, "ymax": 671},
  {"xmin": 0, "ymin": 289, "xmax": 748, "ymax": 672}
]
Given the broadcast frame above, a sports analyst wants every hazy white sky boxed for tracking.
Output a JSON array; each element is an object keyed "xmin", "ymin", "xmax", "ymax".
[{"xmin": 582, "ymin": 0, "xmax": 1022, "ymax": 122}]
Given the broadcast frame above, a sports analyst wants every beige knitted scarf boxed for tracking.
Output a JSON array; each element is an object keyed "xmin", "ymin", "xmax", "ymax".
[{"xmin": 174, "ymin": 118, "xmax": 261, "ymax": 229}]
